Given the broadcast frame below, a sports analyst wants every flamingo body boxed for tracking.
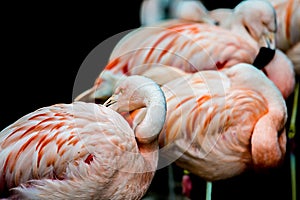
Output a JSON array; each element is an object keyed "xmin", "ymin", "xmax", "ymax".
[
  {"xmin": 140, "ymin": 0, "xmax": 277, "ymax": 48},
  {"xmin": 75, "ymin": 21, "xmax": 256, "ymax": 102},
  {"xmin": 0, "ymin": 76, "xmax": 167, "ymax": 199},
  {"xmin": 209, "ymin": 0, "xmax": 300, "ymax": 75},
  {"xmin": 75, "ymin": 20, "xmax": 294, "ymax": 102},
  {"xmin": 142, "ymin": 64, "xmax": 287, "ymax": 181}
]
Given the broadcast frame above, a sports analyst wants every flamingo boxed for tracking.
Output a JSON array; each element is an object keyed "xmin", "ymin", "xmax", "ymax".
[
  {"xmin": 168, "ymin": 0, "xmax": 216, "ymax": 24},
  {"xmin": 209, "ymin": 0, "xmax": 300, "ymax": 74},
  {"xmin": 140, "ymin": 0, "xmax": 216, "ymax": 26},
  {"xmin": 210, "ymin": 0, "xmax": 277, "ymax": 48},
  {"xmin": 138, "ymin": 63, "xmax": 288, "ymax": 181},
  {"xmin": 262, "ymin": 0, "xmax": 300, "ymax": 51},
  {"xmin": 140, "ymin": 0, "xmax": 169, "ymax": 26},
  {"xmin": 74, "ymin": 20, "xmax": 295, "ymax": 103},
  {"xmin": 140, "ymin": 0, "xmax": 277, "ymax": 48},
  {"xmin": 265, "ymin": 0, "xmax": 300, "ymax": 75},
  {"xmin": 0, "ymin": 75, "xmax": 167, "ymax": 199},
  {"xmin": 114, "ymin": 63, "xmax": 287, "ymax": 200}
]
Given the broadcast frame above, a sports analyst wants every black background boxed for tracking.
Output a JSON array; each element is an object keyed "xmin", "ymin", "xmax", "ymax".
[{"xmin": 1, "ymin": 1, "xmax": 298, "ymax": 200}]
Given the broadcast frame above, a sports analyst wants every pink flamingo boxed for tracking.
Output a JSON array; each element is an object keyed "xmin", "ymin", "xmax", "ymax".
[
  {"xmin": 209, "ymin": 0, "xmax": 300, "ymax": 75},
  {"xmin": 140, "ymin": 0, "xmax": 277, "ymax": 48},
  {"xmin": 135, "ymin": 63, "xmax": 288, "ymax": 181},
  {"xmin": 267, "ymin": 0, "xmax": 300, "ymax": 75},
  {"xmin": 0, "ymin": 75, "xmax": 167, "ymax": 199},
  {"xmin": 74, "ymin": 20, "xmax": 295, "ymax": 102}
]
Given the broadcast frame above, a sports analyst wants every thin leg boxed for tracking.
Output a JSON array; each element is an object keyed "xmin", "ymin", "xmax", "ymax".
[{"xmin": 206, "ymin": 181, "xmax": 212, "ymax": 200}]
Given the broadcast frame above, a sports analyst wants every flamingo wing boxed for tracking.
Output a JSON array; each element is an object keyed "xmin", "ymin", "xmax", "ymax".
[
  {"xmin": 108, "ymin": 21, "xmax": 258, "ymax": 75},
  {"xmin": 0, "ymin": 102, "xmax": 136, "ymax": 193},
  {"xmin": 143, "ymin": 64, "xmax": 286, "ymax": 180},
  {"xmin": 74, "ymin": 21, "xmax": 259, "ymax": 103}
]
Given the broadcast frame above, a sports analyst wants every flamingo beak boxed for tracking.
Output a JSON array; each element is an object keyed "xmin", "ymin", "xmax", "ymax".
[
  {"xmin": 103, "ymin": 94, "xmax": 118, "ymax": 108},
  {"xmin": 262, "ymin": 31, "xmax": 276, "ymax": 50},
  {"xmin": 253, "ymin": 32, "xmax": 276, "ymax": 69}
]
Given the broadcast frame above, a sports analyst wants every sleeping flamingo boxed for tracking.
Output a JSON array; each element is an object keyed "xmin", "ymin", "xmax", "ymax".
[
  {"xmin": 134, "ymin": 63, "xmax": 288, "ymax": 181},
  {"xmin": 140, "ymin": 0, "xmax": 277, "ymax": 48},
  {"xmin": 0, "ymin": 75, "xmax": 167, "ymax": 199},
  {"xmin": 209, "ymin": 0, "xmax": 300, "ymax": 74},
  {"xmin": 210, "ymin": 0, "xmax": 277, "ymax": 48},
  {"xmin": 74, "ymin": 20, "xmax": 295, "ymax": 102}
]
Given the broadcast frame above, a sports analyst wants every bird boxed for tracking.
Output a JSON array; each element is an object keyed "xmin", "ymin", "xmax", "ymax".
[
  {"xmin": 140, "ymin": 0, "xmax": 169, "ymax": 26},
  {"xmin": 262, "ymin": 0, "xmax": 300, "ymax": 52},
  {"xmin": 169, "ymin": 0, "xmax": 217, "ymax": 24},
  {"xmin": 140, "ymin": 0, "xmax": 277, "ymax": 49},
  {"xmin": 210, "ymin": 0, "xmax": 278, "ymax": 49},
  {"xmin": 264, "ymin": 0, "xmax": 300, "ymax": 75},
  {"xmin": 74, "ymin": 20, "xmax": 295, "ymax": 103},
  {"xmin": 209, "ymin": 0, "xmax": 300, "ymax": 75},
  {"xmin": 0, "ymin": 75, "xmax": 167, "ymax": 199},
  {"xmin": 140, "ymin": 0, "xmax": 216, "ymax": 26},
  {"xmin": 136, "ymin": 63, "xmax": 288, "ymax": 181}
]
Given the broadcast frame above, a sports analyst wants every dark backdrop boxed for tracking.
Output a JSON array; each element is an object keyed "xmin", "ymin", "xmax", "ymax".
[{"xmin": 1, "ymin": 1, "xmax": 297, "ymax": 200}]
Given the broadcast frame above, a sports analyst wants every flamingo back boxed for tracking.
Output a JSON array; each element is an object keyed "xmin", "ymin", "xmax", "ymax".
[
  {"xmin": 0, "ymin": 102, "xmax": 153, "ymax": 199},
  {"xmin": 107, "ymin": 21, "xmax": 258, "ymax": 75},
  {"xmin": 74, "ymin": 21, "xmax": 259, "ymax": 103},
  {"xmin": 139, "ymin": 64, "xmax": 287, "ymax": 180}
]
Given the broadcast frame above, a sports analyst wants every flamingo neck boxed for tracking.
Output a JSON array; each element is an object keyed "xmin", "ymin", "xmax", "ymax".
[{"xmin": 135, "ymin": 95, "xmax": 166, "ymax": 144}]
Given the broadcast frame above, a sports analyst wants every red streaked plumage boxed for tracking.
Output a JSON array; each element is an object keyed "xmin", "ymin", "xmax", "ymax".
[
  {"xmin": 75, "ymin": 19, "xmax": 294, "ymax": 103},
  {"xmin": 0, "ymin": 76, "xmax": 167, "ymax": 199},
  {"xmin": 139, "ymin": 64, "xmax": 287, "ymax": 181},
  {"xmin": 267, "ymin": 0, "xmax": 300, "ymax": 75}
]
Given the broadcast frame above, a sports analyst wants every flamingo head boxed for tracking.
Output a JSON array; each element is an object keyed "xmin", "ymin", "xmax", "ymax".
[{"xmin": 235, "ymin": 0, "xmax": 277, "ymax": 49}]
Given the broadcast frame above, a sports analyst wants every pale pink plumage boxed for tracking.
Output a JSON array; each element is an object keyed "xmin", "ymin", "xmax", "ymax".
[
  {"xmin": 123, "ymin": 64, "xmax": 287, "ymax": 181},
  {"xmin": 74, "ymin": 20, "xmax": 295, "ymax": 102},
  {"xmin": 267, "ymin": 0, "xmax": 300, "ymax": 75},
  {"xmin": 209, "ymin": 0, "xmax": 300, "ymax": 75},
  {"xmin": 266, "ymin": 0, "xmax": 300, "ymax": 51},
  {"xmin": 286, "ymin": 42, "xmax": 300, "ymax": 75},
  {"xmin": 210, "ymin": 0, "xmax": 278, "ymax": 48},
  {"xmin": 140, "ymin": 0, "xmax": 215, "ymax": 26},
  {"xmin": 140, "ymin": 0, "xmax": 277, "ymax": 48},
  {"xmin": 0, "ymin": 76, "xmax": 167, "ymax": 199}
]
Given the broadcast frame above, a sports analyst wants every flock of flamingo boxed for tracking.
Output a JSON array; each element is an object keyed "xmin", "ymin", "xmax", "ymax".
[{"xmin": 0, "ymin": 0, "xmax": 299, "ymax": 199}]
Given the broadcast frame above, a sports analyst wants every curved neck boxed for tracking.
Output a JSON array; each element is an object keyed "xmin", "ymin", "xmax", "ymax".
[
  {"xmin": 132, "ymin": 85, "xmax": 166, "ymax": 172},
  {"xmin": 134, "ymin": 87, "xmax": 166, "ymax": 145}
]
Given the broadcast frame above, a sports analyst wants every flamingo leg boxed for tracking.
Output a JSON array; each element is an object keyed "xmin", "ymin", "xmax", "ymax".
[
  {"xmin": 288, "ymin": 80, "xmax": 299, "ymax": 200},
  {"xmin": 206, "ymin": 181, "xmax": 212, "ymax": 200},
  {"xmin": 168, "ymin": 165, "xmax": 176, "ymax": 200}
]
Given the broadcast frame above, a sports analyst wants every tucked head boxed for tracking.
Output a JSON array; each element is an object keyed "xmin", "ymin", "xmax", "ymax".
[
  {"xmin": 105, "ymin": 75, "xmax": 163, "ymax": 111},
  {"xmin": 105, "ymin": 75, "xmax": 167, "ymax": 144},
  {"xmin": 235, "ymin": 0, "xmax": 277, "ymax": 48}
]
